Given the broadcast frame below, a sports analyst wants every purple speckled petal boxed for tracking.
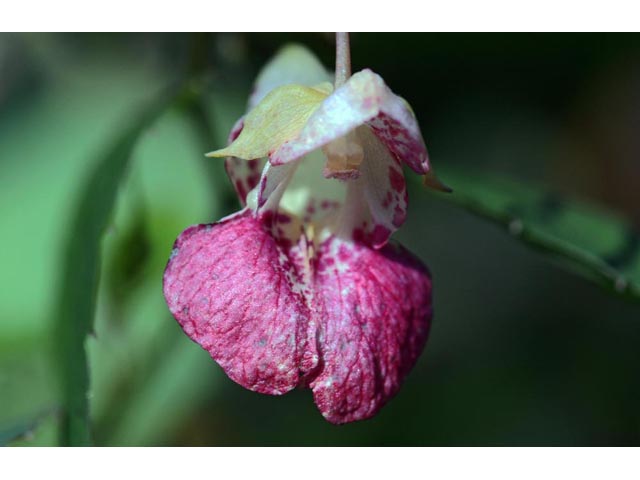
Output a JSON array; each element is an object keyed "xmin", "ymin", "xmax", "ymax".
[
  {"xmin": 309, "ymin": 236, "xmax": 432, "ymax": 424},
  {"xmin": 357, "ymin": 126, "xmax": 408, "ymax": 248},
  {"xmin": 223, "ymin": 117, "xmax": 265, "ymax": 206},
  {"xmin": 270, "ymin": 69, "xmax": 431, "ymax": 175},
  {"xmin": 163, "ymin": 207, "xmax": 432, "ymax": 422},
  {"xmin": 163, "ymin": 210, "xmax": 318, "ymax": 395}
]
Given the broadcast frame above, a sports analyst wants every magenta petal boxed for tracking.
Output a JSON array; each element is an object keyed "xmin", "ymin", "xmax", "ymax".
[
  {"xmin": 163, "ymin": 211, "xmax": 317, "ymax": 395},
  {"xmin": 310, "ymin": 237, "xmax": 432, "ymax": 424}
]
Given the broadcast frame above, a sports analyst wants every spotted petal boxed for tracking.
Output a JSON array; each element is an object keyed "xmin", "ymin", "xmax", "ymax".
[
  {"xmin": 163, "ymin": 211, "xmax": 318, "ymax": 395},
  {"xmin": 356, "ymin": 126, "xmax": 408, "ymax": 248},
  {"xmin": 310, "ymin": 236, "xmax": 433, "ymax": 424},
  {"xmin": 223, "ymin": 117, "xmax": 264, "ymax": 206}
]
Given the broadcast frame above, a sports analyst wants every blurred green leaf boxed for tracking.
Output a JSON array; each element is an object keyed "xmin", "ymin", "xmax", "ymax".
[
  {"xmin": 53, "ymin": 82, "xmax": 187, "ymax": 446},
  {"xmin": 88, "ymin": 101, "xmax": 234, "ymax": 446},
  {"xmin": 105, "ymin": 334, "xmax": 221, "ymax": 446},
  {"xmin": 432, "ymin": 168, "xmax": 640, "ymax": 300},
  {"xmin": 0, "ymin": 409, "xmax": 57, "ymax": 446}
]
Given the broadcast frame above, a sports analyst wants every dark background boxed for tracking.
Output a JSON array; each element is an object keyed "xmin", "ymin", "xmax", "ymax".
[{"xmin": 1, "ymin": 33, "xmax": 639, "ymax": 445}]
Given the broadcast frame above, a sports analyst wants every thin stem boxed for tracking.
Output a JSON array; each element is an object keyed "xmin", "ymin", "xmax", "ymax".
[{"xmin": 335, "ymin": 32, "xmax": 351, "ymax": 88}]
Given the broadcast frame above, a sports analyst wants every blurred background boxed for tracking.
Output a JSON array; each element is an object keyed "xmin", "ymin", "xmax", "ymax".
[{"xmin": 0, "ymin": 33, "xmax": 639, "ymax": 446}]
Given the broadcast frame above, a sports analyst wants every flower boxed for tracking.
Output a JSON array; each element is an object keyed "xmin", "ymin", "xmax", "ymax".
[{"xmin": 163, "ymin": 43, "xmax": 446, "ymax": 424}]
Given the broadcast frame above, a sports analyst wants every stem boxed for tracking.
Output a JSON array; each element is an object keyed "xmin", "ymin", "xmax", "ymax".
[{"xmin": 335, "ymin": 32, "xmax": 351, "ymax": 88}]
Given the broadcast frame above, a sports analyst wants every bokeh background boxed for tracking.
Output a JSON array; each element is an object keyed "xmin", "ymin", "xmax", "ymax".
[{"xmin": 1, "ymin": 33, "xmax": 639, "ymax": 446}]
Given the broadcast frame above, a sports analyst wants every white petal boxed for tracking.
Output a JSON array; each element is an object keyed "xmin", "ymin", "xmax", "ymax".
[
  {"xmin": 249, "ymin": 44, "xmax": 332, "ymax": 110},
  {"xmin": 255, "ymin": 162, "xmax": 298, "ymax": 215},
  {"xmin": 270, "ymin": 69, "xmax": 383, "ymax": 166},
  {"xmin": 329, "ymin": 126, "xmax": 407, "ymax": 249},
  {"xmin": 270, "ymin": 69, "xmax": 431, "ymax": 177},
  {"xmin": 279, "ymin": 149, "xmax": 346, "ymax": 225}
]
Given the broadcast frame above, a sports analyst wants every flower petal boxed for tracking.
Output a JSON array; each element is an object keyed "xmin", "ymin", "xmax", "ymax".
[
  {"xmin": 253, "ymin": 149, "xmax": 346, "ymax": 226},
  {"xmin": 270, "ymin": 69, "xmax": 384, "ymax": 166},
  {"xmin": 223, "ymin": 117, "xmax": 265, "ymax": 205},
  {"xmin": 326, "ymin": 126, "xmax": 407, "ymax": 249},
  {"xmin": 207, "ymin": 84, "xmax": 328, "ymax": 161},
  {"xmin": 251, "ymin": 161, "xmax": 320, "ymax": 256},
  {"xmin": 254, "ymin": 161, "xmax": 298, "ymax": 214},
  {"xmin": 365, "ymin": 97, "xmax": 429, "ymax": 175},
  {"xmin": 223, "ymin": 44, "xmax": 332, "ymax": 205},
  {"xmin": 357, "ymin": 126, "xmax": 408, "ymax": 248},
  {"xmin": 310, "ymin": 236, "xmax": 432, "ymax": 424},
  {"xmin": 163, "ymin": 210, "xmax": 318, "ymax": 395},
  {"xmin": 271, "ymin": 69, "xmax": 431, "ymax": 176},
  {"xmin": 248, "ymin": 44, "xmax": 332, "ymax": 110}
]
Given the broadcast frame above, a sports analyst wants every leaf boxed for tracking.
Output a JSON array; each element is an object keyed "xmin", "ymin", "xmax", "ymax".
[
  {"xmin": 53, "ymin": 82, "xmax": 186, "ymax": 446},
  {"xmin": 428, "ymin": 168, "xmax": 640, "ymax": 300},
  {"xmin": 87, "ymin": 99, "xmax": 234, "ymax": 446},
  {"xmin": 0, "ymin": 409, "xmax": 57, "ymax": 446}
]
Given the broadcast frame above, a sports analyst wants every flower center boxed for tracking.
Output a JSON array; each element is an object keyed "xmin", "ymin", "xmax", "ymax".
[{"xmin": 322, "ymin": 131, "xmax": 363, "ymax": 180}]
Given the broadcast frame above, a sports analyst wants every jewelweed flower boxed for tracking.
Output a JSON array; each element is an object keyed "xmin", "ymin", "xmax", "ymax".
[{"xmin": 163, "ymin": 41, "xmax": 446, "ymax": 424}]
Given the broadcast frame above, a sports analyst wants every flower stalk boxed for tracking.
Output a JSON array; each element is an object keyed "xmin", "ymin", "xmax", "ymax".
[{"xmin": 335, "ymin": 32, "xmax": 351, "ymax": 88}]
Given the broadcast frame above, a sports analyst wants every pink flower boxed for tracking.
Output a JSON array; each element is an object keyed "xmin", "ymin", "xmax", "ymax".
[{"xmin": 163, "ymin": 43, "xmax": 446, "ymax": 424}]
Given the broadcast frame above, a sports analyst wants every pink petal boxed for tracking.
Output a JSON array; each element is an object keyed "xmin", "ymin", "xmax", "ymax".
[
  {"xmin": 310, "ymin": 236, "xmax": 432, "ymax": 424},
  {"xmin": 223, "ymin": 117, "xmax": 265, "ymax": 206},
  {"xmin": 163, "ymin": 210, "xmax": 318, "ymax": 395},
  {"xmin": 270, "ymin": 69, "xmax": 431, "ymax": 175}
]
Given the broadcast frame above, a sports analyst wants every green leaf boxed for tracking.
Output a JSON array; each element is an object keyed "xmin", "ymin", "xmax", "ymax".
[
  {"xmin": 0, "ymin": 409, "xmax": 57, "ymax": 446},
  {"xmin": 430, "ymin": 168, "xmax": 640, "ymax": 300},
  {"xmin": 87, "ymin": 100, "xmax": 232, "ymax": 446},
  {"xmin": 53, "ymin": 83, "xmax": 186, "ymax": 446}
]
